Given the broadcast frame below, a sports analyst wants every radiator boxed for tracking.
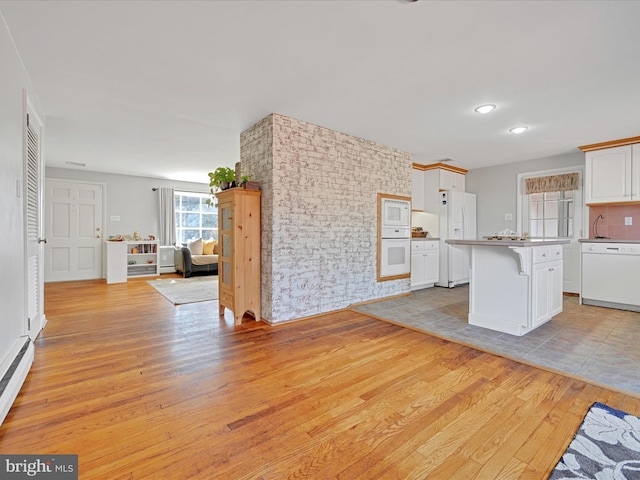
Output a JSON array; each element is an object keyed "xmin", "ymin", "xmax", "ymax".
[
  {"xmin": 159, "ymin": 246, "xmax": 177, "ymax": 274},
  {"xmin": 0, "ymin": 338, "xmax": 34, "ymax": 426}
]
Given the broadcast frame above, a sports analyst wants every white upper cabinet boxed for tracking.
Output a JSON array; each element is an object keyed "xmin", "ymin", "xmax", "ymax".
[
  {"xmin": 438, "ymin": 169, "xmax": 465, "ymax": 192},
  {"xmin": 424, "ymin": 165, "xmax": 466, "ymax": 193},
  {"xmin": 582, "ymin": 138, "xmax": 640, "ymax": 205},
  {"xmin": 412, "ymin": 168, "xmax": 424, "ymax": 211},
  {"xmin": 419, "ymin": 163, "xmax": 468, "ymax": 213}
]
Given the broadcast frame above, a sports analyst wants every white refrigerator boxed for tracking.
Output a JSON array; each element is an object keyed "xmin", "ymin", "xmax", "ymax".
[{"xmin": 437, "ymin": 190, "xmax": 477, "ymax": 288}]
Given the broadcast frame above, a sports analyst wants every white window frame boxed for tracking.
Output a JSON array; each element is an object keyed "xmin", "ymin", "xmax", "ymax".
[
  {"xmin": 516, "ymin": 166, "xmax": 586, "ymax": 239},
  {"xmin": 174, "ymin": 191, "xmax": 217, "ymax": 243}
]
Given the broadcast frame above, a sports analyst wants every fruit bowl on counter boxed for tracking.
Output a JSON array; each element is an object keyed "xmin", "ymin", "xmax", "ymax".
[{"xmin": 411, "ymin": 228, "xmax": 428, "ymax": 238}]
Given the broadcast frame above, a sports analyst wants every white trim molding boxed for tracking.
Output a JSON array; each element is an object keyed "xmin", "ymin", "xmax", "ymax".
[{"xmin": 516, "ymin": 165, "xmax": 586, "ymax": 239}]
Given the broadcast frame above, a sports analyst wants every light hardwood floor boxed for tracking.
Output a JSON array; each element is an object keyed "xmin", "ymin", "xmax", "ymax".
[{"xmin": 1, "ymin": 277, "xmax": 638, "ymax": 479}]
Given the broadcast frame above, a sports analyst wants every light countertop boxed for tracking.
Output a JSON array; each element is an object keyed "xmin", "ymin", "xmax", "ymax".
[
  {"xmin": 578, "ymin": 238, "xmax": 640, "ymax": 244},
  {"xmin": 411, "ymin": 237, "xmax": 439, "ymax": 241},
  {"xmin": 446, "ymin": 239, "xmax": 570, "ymax": 247}
]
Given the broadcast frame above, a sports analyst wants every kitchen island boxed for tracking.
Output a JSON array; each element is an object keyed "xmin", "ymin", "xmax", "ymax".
[{"xmin": 446, "ymin": 239, "xmax": 570, "ymax": 336}]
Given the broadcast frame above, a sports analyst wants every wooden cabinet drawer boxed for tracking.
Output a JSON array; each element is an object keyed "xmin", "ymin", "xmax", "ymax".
[{"xmin": 219, "ymin": 288, "xmax": 234, "ymax": 306}]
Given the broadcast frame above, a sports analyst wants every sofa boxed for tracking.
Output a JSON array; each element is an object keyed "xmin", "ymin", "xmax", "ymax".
[{"xmin": 174, "ymin": 238, "xmax": 218, "ymax": 278}]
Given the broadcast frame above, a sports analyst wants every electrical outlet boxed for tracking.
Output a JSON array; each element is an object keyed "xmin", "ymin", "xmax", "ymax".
[
  {"xmin": 505, "ymin": 213, "xmax": 513, "ymax": 221},
  {"xmin": 110, "ymin": 215, "xmax": 120, "ymax": 222},
  {"xmin": 625, "ymin": 217, "xmax": 633, "ymax": 226}
]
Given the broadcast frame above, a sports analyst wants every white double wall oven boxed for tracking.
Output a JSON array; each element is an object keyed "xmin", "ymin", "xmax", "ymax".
[{"xmin": 378, "ymin": 195, "xmax": 411, "ymax": 279}]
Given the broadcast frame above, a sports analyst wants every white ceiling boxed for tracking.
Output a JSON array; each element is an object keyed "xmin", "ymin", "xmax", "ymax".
[{"xmin": 2, "ymin": 0, "xmax": 640, "ymax": 184}]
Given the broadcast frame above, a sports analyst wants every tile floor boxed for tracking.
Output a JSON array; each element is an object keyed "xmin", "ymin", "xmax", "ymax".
[{"xmin": 353, "ymin": 286, "xmax": 640, "ymax": 396}]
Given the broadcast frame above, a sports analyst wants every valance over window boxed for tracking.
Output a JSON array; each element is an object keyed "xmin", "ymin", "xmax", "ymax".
[{"xmin": 525, "ymin": 172, "xmax": 579, "ymax": 194}]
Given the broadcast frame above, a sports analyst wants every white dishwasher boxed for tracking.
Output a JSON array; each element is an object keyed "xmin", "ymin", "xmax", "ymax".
[{"xmin": 581, "ymin": 242, "xmax": 640, "ymax": 312}]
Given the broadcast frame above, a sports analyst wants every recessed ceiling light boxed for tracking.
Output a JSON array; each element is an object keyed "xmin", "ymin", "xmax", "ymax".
[
  {"xmin": 474, "ymin": 104, "xmax": 496, "ymax": 114},
  {"xmin": 509, "ymin": 126, "xmax": 528, "ymax": 134}
]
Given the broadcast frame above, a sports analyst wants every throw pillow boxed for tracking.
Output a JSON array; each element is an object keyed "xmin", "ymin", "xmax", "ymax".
[
  {"xmin": 202, "ymin": 239, "xmax": 215, "ymax": 255},
  {"xmin": 213, "ymin": 240, "xmax": 218, "ymax": 254},
  {"xmin": 188, "ymin": 238, "xmax": 203, "ymax": 256}
]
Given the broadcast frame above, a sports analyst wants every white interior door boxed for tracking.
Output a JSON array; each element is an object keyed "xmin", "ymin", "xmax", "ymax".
[
  {"xmin": 45, "ymin": 179, "xmax": 104, "ymax": 282},
  {"xmin": 24, "ymin": 99, "xmax": 45, "ymax": 339}
]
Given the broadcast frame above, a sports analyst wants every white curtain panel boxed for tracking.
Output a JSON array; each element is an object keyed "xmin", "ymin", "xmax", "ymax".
[{"xmin": 159, "ymin": 187, "xmax": 176, "ymax": 246}]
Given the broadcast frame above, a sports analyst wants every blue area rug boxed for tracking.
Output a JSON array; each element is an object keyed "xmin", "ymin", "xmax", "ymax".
[{"xmin": 549, "ymin": 402, "xmax": 640, "ymax": 479}]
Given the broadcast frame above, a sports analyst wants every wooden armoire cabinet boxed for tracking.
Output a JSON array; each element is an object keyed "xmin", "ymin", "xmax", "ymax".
[{"xmin": 216, "ymin": 188, "xmax": 261, "ymax": 325}]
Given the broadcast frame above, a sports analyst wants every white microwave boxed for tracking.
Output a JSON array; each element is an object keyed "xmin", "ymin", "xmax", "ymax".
[{"xmin": 381, "ymin": 198, "xmax": 410, "ymax": 228}]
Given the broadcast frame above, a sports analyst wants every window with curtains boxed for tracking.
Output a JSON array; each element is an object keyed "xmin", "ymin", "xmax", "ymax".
[
  {"xmin": 523, "ymin": 172, "xmax": 579, "ymax": 238},
  {"xmin": 174, "ymin": 191, "xmax": 217, "ymax": 243}
]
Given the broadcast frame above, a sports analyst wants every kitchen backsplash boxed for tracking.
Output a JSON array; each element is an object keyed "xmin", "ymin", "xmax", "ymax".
[{"xmin": 588, "ymin": 204, "xmax": 640, "ymax": 240}]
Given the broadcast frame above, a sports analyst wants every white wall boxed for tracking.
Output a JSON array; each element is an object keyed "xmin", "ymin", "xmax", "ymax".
[
  {"xmin": 46, "ymin": 167, "xmax": 208, "ymax": 241},
  {"xmin": 0, "ymin": 15, "xmax": 42, "ymax": 392},
  {"xmin": 241, "ymin": 114, "xmax": 412, "ymax": 324},
  {"xmin": 466, "ymin": 152, "xmax": 585, "ymax": 237}
]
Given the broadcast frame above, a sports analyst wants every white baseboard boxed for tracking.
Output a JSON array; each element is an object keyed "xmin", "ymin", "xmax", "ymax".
[{"xmin": 0, "ymin": 338, "xmax": 34, "ymax": 426}]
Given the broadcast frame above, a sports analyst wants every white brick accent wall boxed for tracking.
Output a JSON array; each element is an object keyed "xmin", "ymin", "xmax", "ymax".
[{"xmin": 241, "ymin": 114, "xmax": 412, "ymax": 324}]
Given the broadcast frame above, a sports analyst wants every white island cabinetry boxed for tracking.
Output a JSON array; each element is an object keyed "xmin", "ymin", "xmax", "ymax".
[
  {"xmin": 447, "ymin": 239, "xmax": 568, "ymax": 336},
  {"xmin": 531, "ymin": 247, "xmax": 563, "ymax": 327}
]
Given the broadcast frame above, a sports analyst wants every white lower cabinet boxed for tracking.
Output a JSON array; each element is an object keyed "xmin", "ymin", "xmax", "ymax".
[
  {"xmin": 467, "ymin": 243, "xmax": 565, "ymax": 336},
  {"xmin": 411, "ymin": 240, "xmax": 439, "ymax": 290},
  {"xmin": 550, "ymin": 260, "xmax": 564, "ymax": 317},
  {"xmin": 532, "ymin": 259, "xmax": 563, "ymax": 327}
]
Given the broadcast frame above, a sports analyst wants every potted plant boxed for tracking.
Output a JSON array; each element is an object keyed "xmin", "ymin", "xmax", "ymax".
[
  {"xmin": 239, "ymin": 175, "xmax": 260, "ymax": 191},
  {"xmin": 206, "ymin": 167, "xmax": 236, "ymax": 207},
  {"xmin": 208, "ymin": 167, "xmax": 235, "ymax": 191}
]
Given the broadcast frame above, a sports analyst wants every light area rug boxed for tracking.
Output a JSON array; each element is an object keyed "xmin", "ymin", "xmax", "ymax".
[
  {"xmin": 148, "ymin": 276, "xmax": 218, "ymax": 305},
  {"xmin": 549, "ymin": 402, "xmax": 640, "ymax": 479}
]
